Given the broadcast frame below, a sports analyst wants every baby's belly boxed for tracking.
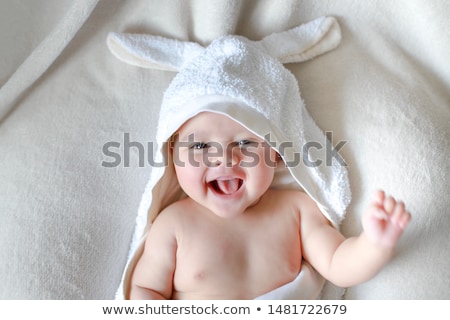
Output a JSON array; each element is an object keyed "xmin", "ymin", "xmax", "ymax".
[
  {"xmin": 172, "ymin": 290, "xmax": 249, "ymax": 300},
  {"xmin": 172, "ymin": 248, "xmax": 302, "ymax": 299}
]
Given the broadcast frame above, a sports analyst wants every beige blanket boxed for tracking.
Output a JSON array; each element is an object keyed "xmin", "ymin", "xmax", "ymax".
[{"xmin": 0, "ymin": 0, "xmax": 449, "ymax": 299}]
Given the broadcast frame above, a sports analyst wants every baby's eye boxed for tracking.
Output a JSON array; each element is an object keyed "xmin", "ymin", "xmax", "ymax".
[
  {"xmin": 190, "ymin": 142, "xmax": 209, "ymax": 150},
  {"xmin": 237, "ymin": 140, "xmax": 258, "ymax": 147}
]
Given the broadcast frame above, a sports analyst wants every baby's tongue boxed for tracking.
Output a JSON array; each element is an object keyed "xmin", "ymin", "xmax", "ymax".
[{"xmin": 216, "ymin": 179, "xmax": 240, "ymax": 195}]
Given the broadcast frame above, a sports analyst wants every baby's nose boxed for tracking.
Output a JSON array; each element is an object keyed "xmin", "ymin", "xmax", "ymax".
[{"xmin": 210, "ymin": 144, "xmax": 240, "ymax": 167}]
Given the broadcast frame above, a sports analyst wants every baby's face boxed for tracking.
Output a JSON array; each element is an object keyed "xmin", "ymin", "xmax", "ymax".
[{"xmin": 172, "ymin": 111, "xmax": 278, "ymax": 218}]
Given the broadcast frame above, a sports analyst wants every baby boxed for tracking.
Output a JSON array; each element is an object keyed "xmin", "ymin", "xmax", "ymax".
[
  {"xmin": 107, "ymin": 17, "xmax": 411, "ymax": 300},
  {"xmin": 129, "ymin": 111, "xmax": 411, "ymax": 299}
]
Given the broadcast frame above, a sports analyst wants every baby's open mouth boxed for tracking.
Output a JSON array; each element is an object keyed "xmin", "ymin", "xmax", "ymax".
[{"xmin": 208, "ymin": 178, "xmax": 243, "ymax": 195}]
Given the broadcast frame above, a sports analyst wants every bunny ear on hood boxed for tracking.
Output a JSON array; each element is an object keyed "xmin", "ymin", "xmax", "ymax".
[
  {"xmin": 260, "ymin": 16, "xmax": 341, "ymax": 63},
  {"xmin": 107, "ymin": 16, "xmax": 341, "ymax": 71},
  {"xmin": 107, "ymin": 33, "xmax": 205, "ymax": 71},
  {"xmin": 108, "ymin": 16, "xmax": 350, "ymax": 300}
]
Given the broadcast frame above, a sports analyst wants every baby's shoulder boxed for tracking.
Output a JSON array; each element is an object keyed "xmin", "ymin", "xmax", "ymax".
[
  {"xmin": 153, "ymin": 198, "xmax": 197, "ymax": 225},
  {"xmin": 157, "ymin": 198, "xmax": 186, "ymax": 216},
  {"xmin": 266, "ymin": 188, "xmax": 322, "ymax": 215}
]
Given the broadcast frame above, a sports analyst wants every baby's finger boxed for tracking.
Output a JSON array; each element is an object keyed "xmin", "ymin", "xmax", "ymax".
[
  {"xmin": 373, "ymin": 209, "xmax": 388, "ymax": 221},
  {"xmin": 384, "ymin": 195, "xmax": 396, "ymax": 214},
  {"xmin": 398, "ymin": 210, "xmax": 411, "ymax": 229},
  {"xmin": 373, "ymin": 190, "xmax": 385, "ymax": 205},
  {"xmin": 391, "ymin": 201, "xmax": 405, "ymax": 225}
]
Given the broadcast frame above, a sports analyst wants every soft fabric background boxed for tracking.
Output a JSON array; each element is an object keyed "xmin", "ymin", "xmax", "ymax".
[{"xmin": 0, "ymin": 0, "xmax": 448, "ymax": 299}]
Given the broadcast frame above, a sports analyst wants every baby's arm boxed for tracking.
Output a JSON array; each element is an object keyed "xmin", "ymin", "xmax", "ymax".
[
  {"xmin": 130, "ymin": 209, "xmax": 177, "ymax": 299},
  {"xmin": 301, "ymin": 190, "xmax": 411, "ymax": 288}
]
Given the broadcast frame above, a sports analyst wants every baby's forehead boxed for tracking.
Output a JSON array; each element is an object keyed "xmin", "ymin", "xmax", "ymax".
[
  {"xmin": 182, "ymin": 111, "xmax": 235, "ymax": 124},
  {"xmin": 174, "ymin": 111, "xmax": 261, "ymax": 140}
]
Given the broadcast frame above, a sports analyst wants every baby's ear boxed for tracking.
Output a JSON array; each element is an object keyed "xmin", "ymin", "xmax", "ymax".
[
  {"xmin": 107, "ymin": 32, "xmax": 205, "ymax": 72},
  {"xmin": 259, "ymin": 16, "xmax": 341, "ymax": 64}
]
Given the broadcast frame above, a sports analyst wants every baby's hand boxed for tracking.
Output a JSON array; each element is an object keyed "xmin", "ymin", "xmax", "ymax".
[{"xmin": 362, "ymin": 190, "xmax": 411, "ymax": 248}]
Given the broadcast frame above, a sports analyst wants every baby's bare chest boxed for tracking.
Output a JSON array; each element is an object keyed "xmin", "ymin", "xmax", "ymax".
[{"xmin": 173, "ymin": 212, "xmax": 302, "ymax": 298}]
